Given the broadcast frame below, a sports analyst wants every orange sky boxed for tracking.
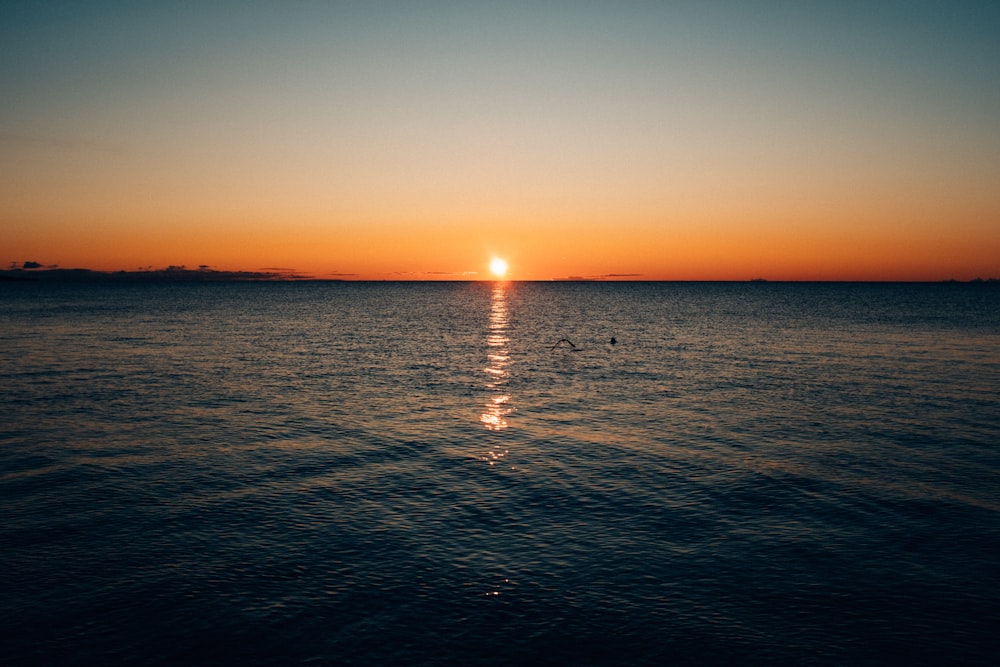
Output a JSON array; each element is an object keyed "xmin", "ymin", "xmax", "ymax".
[{"xmin": 3, "ymin": 3, "xmax": 999, "ymax": 280}]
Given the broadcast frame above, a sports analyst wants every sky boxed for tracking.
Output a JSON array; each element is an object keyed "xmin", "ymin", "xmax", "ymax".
[{"xmin": 2, "ymin": 1, "xmax": 999, "ymax": 280}]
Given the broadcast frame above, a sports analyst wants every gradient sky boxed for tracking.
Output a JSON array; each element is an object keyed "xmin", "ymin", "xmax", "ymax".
[{"xmin": 3, "ymin": 1, "xmax": 998, "ymax": 280}]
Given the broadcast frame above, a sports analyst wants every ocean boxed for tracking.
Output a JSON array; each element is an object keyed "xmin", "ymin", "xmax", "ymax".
[{"xmin": 2, "ymin": 281, "xmax": 998, "ymax": 665}]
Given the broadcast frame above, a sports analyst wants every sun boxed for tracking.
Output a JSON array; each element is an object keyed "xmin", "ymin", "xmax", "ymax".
[{"xmin": 489, "ymin": 257, "xmax": 508, "ymax": 278}]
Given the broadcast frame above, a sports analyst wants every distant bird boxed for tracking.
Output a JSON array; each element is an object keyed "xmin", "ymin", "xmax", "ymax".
[
  {"xmin": 551, "ymin": 338, "xmax": 577, "ymax": 350},
  {"xmin": 610, "ymin": 337, "xmax": 617, "ymax": 345}
]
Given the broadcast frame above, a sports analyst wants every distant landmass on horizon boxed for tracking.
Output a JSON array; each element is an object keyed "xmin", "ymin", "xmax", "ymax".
[{"xmin": 0, "ymin": 265, "xmax": 313, "ymax": 282}]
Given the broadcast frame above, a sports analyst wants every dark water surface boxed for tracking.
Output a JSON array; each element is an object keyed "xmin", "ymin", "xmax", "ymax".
[{"xmin": 2, "ymin": 281, "xmax": 998, "ymax": 665}]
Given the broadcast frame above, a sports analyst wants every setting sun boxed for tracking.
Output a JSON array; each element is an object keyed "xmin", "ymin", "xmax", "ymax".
[{"xmin": 489, "ymin": 258, "xmax": 508, "ymax": 278}]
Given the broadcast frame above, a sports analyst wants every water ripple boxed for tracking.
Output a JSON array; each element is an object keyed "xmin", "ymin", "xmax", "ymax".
[{"xmin": 1, "ymin": 282, "xmax": 998, "ymax": 665}]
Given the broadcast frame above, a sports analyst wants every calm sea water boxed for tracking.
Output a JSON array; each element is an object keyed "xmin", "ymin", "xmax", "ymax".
[{"xmin": 2, "ymin": 281, "xmax": 998, "ymax": 666}]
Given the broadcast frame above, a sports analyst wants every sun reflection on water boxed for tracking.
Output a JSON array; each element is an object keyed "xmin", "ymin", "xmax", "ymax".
[{"xmin": 480, "ymin": 283, "xmax": 513, "ymax": 432}]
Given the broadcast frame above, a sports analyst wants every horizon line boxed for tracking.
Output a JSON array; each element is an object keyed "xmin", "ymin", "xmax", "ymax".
[{"xmin": 2, "ymin": 266, "xmax": 998, "ymax": 285}]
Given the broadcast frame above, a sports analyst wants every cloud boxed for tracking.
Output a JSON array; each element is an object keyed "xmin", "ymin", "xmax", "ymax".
[{"xmin": 557, "ymin": 273, "xmax": 643, "ymax": 281}]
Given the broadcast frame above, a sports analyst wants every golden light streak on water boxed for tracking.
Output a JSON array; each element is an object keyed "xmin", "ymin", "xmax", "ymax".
[{"xmin": 481, "ymin": 283, "xmax": 513, "ymax": 432}]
